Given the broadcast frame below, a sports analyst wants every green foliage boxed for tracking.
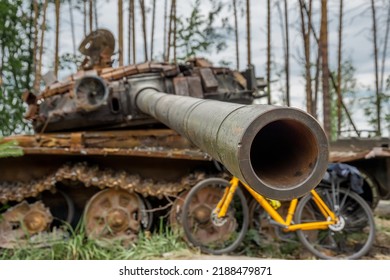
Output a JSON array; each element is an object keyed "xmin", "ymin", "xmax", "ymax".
[
  {"xmin": 59, "ymin": 53, "xmax": 84, "ymax": 72},
  {"xmin": 360, "ymin": 74, "xmax": 390, "ymax": 137},
  {"xmin": 361, "ymin": 81, "xmax": 389, "ymax": 137},
  {"xmin": 0, "ymin": 0, "xmax": 33, "ymax": 136},
  {"xmin": 175, "ymin": 0, "xmax": 231, "ymax": 61},
  {"xmin": 0, "ymin": 138, "xmax": 23, "ymax": 158}
]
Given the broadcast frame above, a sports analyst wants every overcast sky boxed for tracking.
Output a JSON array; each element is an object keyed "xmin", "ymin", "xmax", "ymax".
[{"xmin": 43, "ymin": 0, "xmax": 390, "ymax": 136}]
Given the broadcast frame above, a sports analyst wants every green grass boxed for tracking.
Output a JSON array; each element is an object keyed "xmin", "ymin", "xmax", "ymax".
[
  {"xmin": 4, "ymin": 215, "xmax": 385, "ymax": 260},
  {"xmin": 0, "ymin": 224, "xmax": 188, "ymax": 260},
  {"xmin": 0, "ymin": 223, "xmax": 304, "ymax": 260},
  {"xmin": 235, "ymin": 229, "xmax": 304, "ymax": 259}
]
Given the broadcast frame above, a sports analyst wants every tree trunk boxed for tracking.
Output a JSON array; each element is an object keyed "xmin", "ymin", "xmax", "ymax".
[
  {"xmin": 233, "ymin": 0, "xmax": 239, "ymax": 70},
  {"xmin": 167, "ymin": 0, "xmax": 174, "ymax": 62},
  {"xmin": 139, "ymin": 0, "xmax": 148, "ymax": 62},
  {"xmin": 150, "ymin": 0, "xmax": 156, "ymax": 60},
  {"xmin": 313, "ymin": 44, "xmax": 321, "ymax": 120},
  {"xmin": 299, "ymin": 0, "xmax": 312, "ymax": 115},
  {"xmin": 69, "ymin": 0, "xmax": 77, "ymax": 56},
  {"xmin": 33, "ymin": 0, "xmax": 39, "ymax": 87},
  {"xmin": 247, "ymin": 0, "xmax": 252, "ymax": 66},
  {"xmin": 94, "ymin": 0, "xmax": 98, "ymax": 30},
  {"xmin": 266, "ymin": 0, "xmax": 271, "ymax": 104},
  {"xmin": 163, "ymin": 0, "xmax": 168, "ymax": 61},
  {"xmin": 284, "ymin": 0, "xmax": 290, "ymax": 106},
  {"xmin": 276, "ymin": 1, "xmax": 286, "ymax": 103},
  {"xmin": 371, "ymin": 0, "xmax": 381, "ymax": 135},
  {"xmin": 173, "ymin": 0, "xmax": 177, "ymax": 62},
  {"xmin": 26, "ymin": 1, "xmax": 34, "ymax": 89},
  {"xmin": 89, "ymin": 0, "xmax": 93, "ymax": 33},
  {"xmin": 307, "ymin": 0, "xmax": 313, "ymax": 114},
  {"xmin": 380, "ymin": 3, "xmax": 390, "ymax": 95},
  {"xmin": 0, "ymin": 45, "xmax": 5, "ymax": 89},
  {"xmin": 54, "ymin": 0, "xmax": 60, "ymax": 77},
  {"xmin": 320, "ymin": 0, "xmax": 331, "ymax": 137},
  {"xmin": 83, "ymin": 0, "xmax": 87, "ymax": 36},
  {"xmin": 302, "ymin": 1, "xmax": 359, "ymax": 136},
  {"xmin": 118, "ymin": 0, "xmax": 124, "ymax": 66},
  {"xmin": 34, "ymin": 0, "xmax": 49, "ymax": 92},
  {"xmin": 336, "ymin": 0, "xmax": 344, "ymax": 136},
  {"xmin": 128, "ymin": 0, "xmax": 131, "ymax": 64},
  {"xmin": 131, "ymin": 0, "xmax": 136, "ymax": 63}
]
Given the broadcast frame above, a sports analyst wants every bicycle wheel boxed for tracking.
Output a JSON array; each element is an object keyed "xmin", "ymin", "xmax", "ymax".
[
  {"xmin": 181, "ymin": 178, "xmax": 249, "ymax": 255},
  {"xmin": 295, "ymin": 187, "xmax": 375, "ymax": 259}
]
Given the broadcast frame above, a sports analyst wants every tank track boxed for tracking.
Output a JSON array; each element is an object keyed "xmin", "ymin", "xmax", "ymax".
[{"xmin": 0, "ymin": 162, "xmax": 207, "ymax": 204}]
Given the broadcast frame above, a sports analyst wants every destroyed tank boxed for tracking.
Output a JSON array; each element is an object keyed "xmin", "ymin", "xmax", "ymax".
[{"xmin": 0, "ymin": 30, "xmax": 328, "ymax": 248}]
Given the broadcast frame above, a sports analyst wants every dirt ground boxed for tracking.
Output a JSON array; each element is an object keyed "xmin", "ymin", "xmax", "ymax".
[{"xmin": 368, "ymin": 200, "xmax": 390, "ymax": 259}]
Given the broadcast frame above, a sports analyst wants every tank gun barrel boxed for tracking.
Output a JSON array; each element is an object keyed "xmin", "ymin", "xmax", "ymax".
[{"xmin": 135, "ymin": 89, "xmax": 329, "ymax": 200}]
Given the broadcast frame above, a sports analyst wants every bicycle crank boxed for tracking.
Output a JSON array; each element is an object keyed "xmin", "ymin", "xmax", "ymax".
[
  {"xmin": 328, "ymin": 216, "xmax": 345, "ymax": 231},
  {"xmin": 211, "ymin": 211, "xmax": 228, "ymax": 227}
]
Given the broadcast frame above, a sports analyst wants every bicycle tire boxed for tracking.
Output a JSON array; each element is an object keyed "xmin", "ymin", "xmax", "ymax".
[
  {"xmin": 295, "ymin": 187, "xmax": 375, "ymax": 259},
  {"xmin": 181, "ymin": 178, "xmax": 249, "ymax": 255}
]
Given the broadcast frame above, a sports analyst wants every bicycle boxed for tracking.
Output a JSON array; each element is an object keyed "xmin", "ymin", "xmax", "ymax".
[{"xmin": 181, "ymin": 172, "xmax": 376, "ymax": 259}]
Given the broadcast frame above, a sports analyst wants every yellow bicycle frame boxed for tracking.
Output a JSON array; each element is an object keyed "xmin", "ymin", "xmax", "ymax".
[{"xmin": 216, "ymin": 177, "xmax": 338, "ymax": 232}]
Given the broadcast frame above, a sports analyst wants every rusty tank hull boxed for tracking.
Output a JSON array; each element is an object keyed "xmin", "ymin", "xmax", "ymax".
[
  {"xmin": 0, "ymin": 30, "xmax": 329, "ymax": 248},
  {"xmin": 0, "ymin": 67, "xmax": 327, "ymax": 248},
  {"xmin": 329, "ymin": 137, "xmax": 390, "ymax": 208}
]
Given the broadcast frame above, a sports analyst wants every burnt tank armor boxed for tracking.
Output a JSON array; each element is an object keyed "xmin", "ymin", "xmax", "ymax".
[{"xmin": 0, "ymin": 30, "xmax": 328, "ymax": 247}]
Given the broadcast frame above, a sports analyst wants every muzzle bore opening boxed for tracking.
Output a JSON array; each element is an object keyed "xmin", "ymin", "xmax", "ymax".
[{"xmin": 250, "ymin": 119, "xmax": 319, "ymax": 189}]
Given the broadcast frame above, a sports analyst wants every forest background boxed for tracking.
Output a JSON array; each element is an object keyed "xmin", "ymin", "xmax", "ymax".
[{"xmin": 0, "ymin": 0, "xmax": 389, "ymax": 139}]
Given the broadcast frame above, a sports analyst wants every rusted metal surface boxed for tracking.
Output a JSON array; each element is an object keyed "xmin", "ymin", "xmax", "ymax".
[
  {"xmin": 329, "ymin": 138, "xmax": 390, "ymax": 200},
  {"xmin": 0, "ymin": 201, "xmax": 53, "ymax": 248},
  {"xmin": 78, "ymin": 29, "xmax": 115, "ymax": 70},
  {"xmin": 330, "ymin": 148, "xmax": 390, "ymax": 162},
  {"xmin": 173, "ymin": 76, "xmax": 190, "ymax": 96},
  {"xmin": 84, "ymin": 189, "xmax": 146, "ymax": 246},
  {"xmin": 27, "ymin": 56, "xmax": 250, "ymax": 133},
  {"xmin": 187, "ymin": 76, "xmax": 203, "ymax": 98},
  {"xmin": 2, "ymin": 130, "xmax": 211, "ymax": 160},
  {"xmin": 0, "ymin": 162, "xmax": 206, "ymax": 204},
  {"xmin": 330, "ymin": 138, "xmax": 390, "ymax": 162},
  {"xmin": 135, "ymin": 89, "xmax": 329, "ymax": 200},
  {"xmin": 168, "ymin": 190, "xmax": 189, "ymax": 228},
  {"xmin": 189, "ymin": 57, "xmax": 213, "ymax": 67},
  {"xmin": 37, "ymin": 62, "xmax": 180, "ymax": 99},
  {"xmin": 183, "ymin": 186, "xmax": 237, "ymax": 245},
  {"xmin": 199, "ymin": 67, "xmax": 219, "ymax": 92}
]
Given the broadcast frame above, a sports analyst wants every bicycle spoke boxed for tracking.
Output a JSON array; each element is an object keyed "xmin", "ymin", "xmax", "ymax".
[
  {"xmin": 295, "ymin": 187, "xmax": 375, "ymax": 259},
  {"xmin": 338, "ymin": 188, "xmax": 350, "ymax": 212}
]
